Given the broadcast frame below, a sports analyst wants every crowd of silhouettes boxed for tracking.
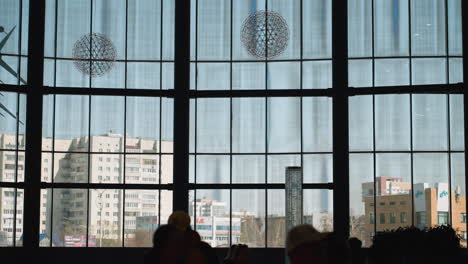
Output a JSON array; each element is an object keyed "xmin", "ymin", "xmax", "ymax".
[{"xmin": 145, "ymin": 212, "xmax": 467, "ymax": 264}]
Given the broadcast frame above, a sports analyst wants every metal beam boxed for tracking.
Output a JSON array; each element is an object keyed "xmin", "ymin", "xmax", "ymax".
[
  {"xmin": 173, "ymin": 0, "xmax": 191, "ymax": 212},
  {"xmin": 23, "ymin": 0, "xmax": 46, "ymax": 248},
  {"xmin": 332, "ymin": 0, "xmax": 350, "ymax": 240}
]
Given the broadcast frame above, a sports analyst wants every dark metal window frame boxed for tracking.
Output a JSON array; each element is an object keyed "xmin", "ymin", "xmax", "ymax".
[{"xmin": 0, "ymin": 0, "xmax": 465, "ymax": 248}]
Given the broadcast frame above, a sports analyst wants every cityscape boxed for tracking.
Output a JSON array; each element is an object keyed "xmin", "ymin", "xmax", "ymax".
[{"xmin": 0, "ymin": 132, "xmax": 465, "ymax": 247}]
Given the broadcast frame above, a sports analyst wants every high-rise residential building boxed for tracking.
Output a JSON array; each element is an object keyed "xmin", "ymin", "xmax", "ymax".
[{"xmin": 0, "ymin": 133, "xmax": 173, "ymax": 247}]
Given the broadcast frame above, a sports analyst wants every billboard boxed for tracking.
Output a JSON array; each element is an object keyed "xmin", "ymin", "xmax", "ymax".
[{"xmin": 64, "ymin": 235, "xmax": 96, "ymax": 247}]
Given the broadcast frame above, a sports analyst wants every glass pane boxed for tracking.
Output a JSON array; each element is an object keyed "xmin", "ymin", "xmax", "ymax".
[
  {"xmin": 349, "ymin": 154, "xmax": 374, "ymax": 247},
  {"xmin": 55, "ymin": 60, "xmax": 89, "ymax": 88},
  {"xmin": 267, "ymin": 155, "xmax": 300, "ymax": 183},
  {"xmin": 124, "ymin": 190, "xmax": 158, "ymax": 247},
  {"xmin": 267, "ymin": 98, "xmax": 300, "ymax": 153},
  {"xmin": 196, "ymin": 99, "xmax": 230, "ymax": 153},
  {"xmin": 375, "ymin": 94, "xmax": 410, "ymax": 151},
  {"xmin": 161, "ymin": 98, "xmax": 174, "ymax": 153},
  {"xmin": 349, "ymin": 59, "xmax": 372, "ymax": 87},
  {"xmin": 91, "ymin": 62, "xmax": 125, "ymax": 89},
  {"xmin": 197, "ymin": 0, "xmax": 230, "ymax": 60},
  {"xmin": 450, "ymin": 95, "xmax": 464, "ymax": 151},
  {"xmin": 268, "ymin": 0, "xmax": 300, "ymax": 60},
  {"xmin": 53, "ymin": 153, "xmax": 88, "ymax": 183},
  {"xmin": 0, "ymin": 92, "xmax": 21, "ymax": 150},
  {"xmin": 449, "ymin": 58, "xmax": 463, "ymax": 84},
  {"xmin": 349, "ymin": 96, "xmax": 373, "ymax": 151},
  {"xmin": 375, "ymin": 154, "xmax": 412, "ymax": 231},
  {"xmin": 0, "ymin": 188, "xmax": 22, "ymax": 246},
  {"xmin": 375, "ymin": 59, "xmax": 410, "ymax": 87},
  {"xmin": 411, "ymin": 0, "xmax": 446, "ymax": 56},
  {"xmin": 232, "ymin": 0, "xmax": 266, "ymax": 60},
  {"xmin": 190, "ymin": 189, "xmax": 230, "ymax": 248},
  {"xmin": 90, "ymin": 189, "xmax": 123, "ymax": 247},
  {"xmin": 303, "ymin": 189, "xmax": 333, "ymax": 232},
  {"xmin": 302, "ymin": 61, "xmax": 332, "ymax": 89},
  {"xmin": 125, "ymin": 154, "xmax": 159, "ymax": 184},
  {"xmin": 232, "ymin": 155, "xmax": 265, "ymax": 184},
  {"xmin": 448, "ymin": 0, "xmax": 462, "ymax": 56},
  {"xmin": 0, "ymin": 151, "xmax": 19, "ymax": 182},
  {"xmin": 348, "ymin": 0, "xmax": 372, "ymax": 58},
  {"xmin": 374, "ymin": 0, "xmax": 409, "ymax": 56},
  {"xmin": 197, "ymin": 63, "xmax": 230, "ymax": 90},
  {"xmin": 42, "ymin": 95, "xmax": 53, "ymax": 151},
  {"xmin": 232, "ymin": 189, "xmax": 265, "ymax": 248},
  {"xmin": 162, "ymin": 63, "xmax": 174, "ymax": 90},
  {"xmin": 0, "ymin": 56, "xmax": 27, "ymax": 85},
  {"xmin": 127, "ymin": 0, "xmax": 161, "ymax": 60},
  {"xmin": 127, "ymin": 63, "xmax": 160, "ymax": 90},
  {"xmin": 302, "ymin": 97, "xmax": 332, "ymax": 152},
  {"xmin": 51, "ymin": 189, "xmax": 89, "ymax": 247},
  {"xmin": 303, "ymin": 0, "xmax": 332, "ymax": 59},
  {"xmin": 413, "ymin": 153, "xmax": 449, "ymax": 229},
  {"xmin": 90, "ymin": 96, "xmax": 125, "ymax": 147},
  {"xmin": 54, "ymin": 95, "xmax": 89, "ymax": 152},
  {"xmin": 232, "ymin": 98, "xmax": 265, "ymax": 153},
  {"xmin": 126, "ymin": 97, "xmax": 160, "ymax": 146},
  {"xmin": 39, "ymin": 189, "xmax": 51, "ymax": 247},
  {"xmin": 303, "ymin": 154, "xmax": 332, "ymax": 183},
  {"xmin": 267, "ymin": 62, "xmax": 300, "ymax": 90},
  {"xmin": 41, "ymin": 152, "xmax": 52, "ymax": 183},
  {"xmin": 196, "ymin": 155, "xmax": 229, "ymax": 184},
  {"xmin": 267, "ymin": 189, "xmax": 285, "ymax": 248},
  {"xmin": 161, "ymin": 155, "xmax": 173, "ymax": 184},
  {"xmin": 412, "ymin": 58, "xmax": 447, "ymax": 85},
  {"xmin": 451, "ymin": 153, "xmax": 466, "ymax": 240},
  {"xmin": 412, "ymin": 94, "xmax": 448, "ymax": 151},
  {"xmin": 232, "ymin": 63, "xmax": 265, "ymax": 90},
  {"xmin": 56, "ymin": 1, "xmax": 91, "ymax": 58},
  {"xmin": 1, "ymin": 0, "xmax": 29, "ymax": 55},
  {"xmin": 90, "ymin": 154, "xmax": 123, "ymax": 184}
]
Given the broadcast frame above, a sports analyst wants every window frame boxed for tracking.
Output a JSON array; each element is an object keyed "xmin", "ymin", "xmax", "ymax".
[{"xmin": 0, "ymin": 0, "xmax": 465, "ymax": 248}]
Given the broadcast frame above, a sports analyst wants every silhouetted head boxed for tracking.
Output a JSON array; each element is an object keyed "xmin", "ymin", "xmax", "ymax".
[
  {"xmin": 224, "ymin": 244, "xmax": 250, "ymax": 264},
  {"xmin": 168, "ymin": 211, "xmax": 191, "ymax": 231},
  {"xmin": 286, "ymin": 225, "xmax": 327, "ymax": 264},
  {"xmin": 148, "ymin": 224, "xmax": 183, "ymax": 264}
]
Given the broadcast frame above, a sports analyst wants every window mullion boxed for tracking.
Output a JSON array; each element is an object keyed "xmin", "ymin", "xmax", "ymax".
[
  {"xmin": 23, "ymin": 0, "xmax": 46, "ymax": 248},
  {"xmin": 332, "ymin": 0, "xmax": 350, "ymax": 240}
]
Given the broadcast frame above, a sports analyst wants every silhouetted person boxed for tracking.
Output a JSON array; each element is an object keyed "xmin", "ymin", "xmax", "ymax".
[
  {"xmin": 369, "ymin": 226, "xmax": 462, "ymax": 264},
  {"xmin": 286, "ymin": 225, "xmax": 350, "ymax": 264},
  {"xmin": 286, "ymin": 225, "xmax": 326, "ymax": 264},
  {"xmin": 348, "ymin": 237, "xmax": 364, "ymax": 264},
  {"xmin": 199, "ymin": 241, "xmax": 220, "ymax": 264},
  {"xmin": 223, "ymin": 244, "xmax": 250, "ymax": 264},
  {"xmin": 144, "ymin": 224, "xmax": 184, "ymax": 264}
]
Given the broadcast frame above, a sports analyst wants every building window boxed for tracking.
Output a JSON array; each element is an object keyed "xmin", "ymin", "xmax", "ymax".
[
  {"xmin": 416, "ymin": 212, "xmax": 427, "ymax": 228},
  {"xmin": 461, "ymin": 213, "xmax": 467, "ymax": 223},
  {"xmin": 379, "ymin": 213, "xmax": 385, "ymax": 224},
  {"xmin": 400, "ymin": 212, "xmax": 407, "ymax": 224},
  {"xmin": 390, "ymin": 213, "xmax": 396, "ymax": 224},
  {"xmin": 437, "ymin": 212, "xmax": 449, "ymax": 225}
]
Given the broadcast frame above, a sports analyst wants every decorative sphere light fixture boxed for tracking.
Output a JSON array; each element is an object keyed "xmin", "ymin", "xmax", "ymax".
[
  {"xmin": 73, "ymin": 33, "xmax": 116, "ymax": 77},
  {"xmin": 241, "ymin": 10, "xmax": 289, "ymax": 59}
]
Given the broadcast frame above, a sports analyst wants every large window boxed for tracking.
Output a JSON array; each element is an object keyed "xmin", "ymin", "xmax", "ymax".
[
  {"xmin": 0, "ymin": 0, "xmax": 466, "ymax": 249},
  {"xmin": 39, "ymin": 0, "xmax": 175, "ymax": 247},
  {"xmin": 349, "ymin": 0, "xmax": 466, "ymax": 247},
  {"xmin": 189, "ymin": 0, "xmax": 333, "ymax": 248}
]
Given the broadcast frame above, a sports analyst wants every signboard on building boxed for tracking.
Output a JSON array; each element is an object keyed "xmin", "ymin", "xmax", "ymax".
[
  {"xmin": 437, "ymin": 183, "xmax": 449, "ymax": 212},
  {"xmin": 64, "ymin": 235, "xmax": 96, "ymax": 247},
  {"xmin": 414, "ymin": 183, "xmax": 428, "ymax": 212}
]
